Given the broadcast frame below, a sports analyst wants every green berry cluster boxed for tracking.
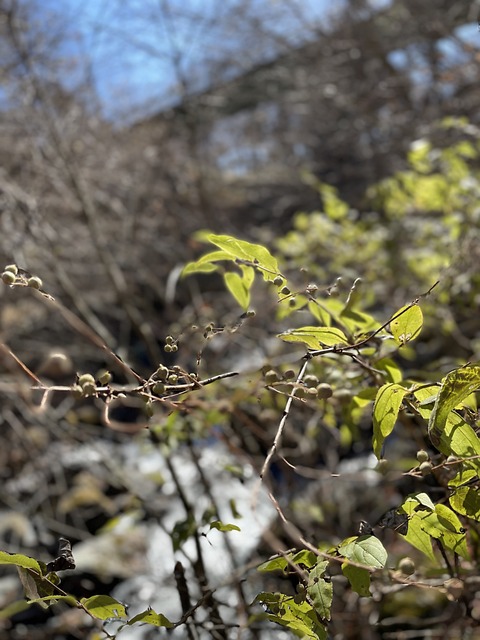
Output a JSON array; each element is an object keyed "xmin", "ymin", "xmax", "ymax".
[
  {"xmin": 262, "ymin": 366, "xmax": 333, "ymax": 400},
  {"xmin": 164, "ymin": 335, "xmax": 178, "ymax": 353},
  {"xmin": 1, "ymin": 264, "xmax": 43, "ymax": 290},
  {"xmin": 71, "ymin": 373, "xmax": 97, "ymax": 398}
]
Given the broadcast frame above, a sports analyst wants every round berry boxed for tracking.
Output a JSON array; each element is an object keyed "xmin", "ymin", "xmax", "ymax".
[
  {"xmin": 1, "ymin": 271, "xmax": 16, "ymax": 285},
  {"xmin": 27, "ymin": 276, "xmax": 42, "ymax": 290}
]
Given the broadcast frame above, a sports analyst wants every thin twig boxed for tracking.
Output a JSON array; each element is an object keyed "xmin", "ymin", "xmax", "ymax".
[{"xmin": 260, "ymin": 359, "xmax": 309, "ymax": 480}]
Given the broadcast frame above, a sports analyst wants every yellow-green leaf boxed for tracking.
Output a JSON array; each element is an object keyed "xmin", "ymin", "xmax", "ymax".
[
  {"xmin": 224, "ymin": 272, "xmax": 250, "ymax": 310},
  {"xmin": 449, "ymin": 487, "xmax": 480, "ymax": 521},
  {"xmin": 209, "ymin": 520, "xmax": 241, "ymax": 532},
  {"xmin": 376, "ymin": 358, "xmax": 403, "ymax": 384},
  {"xmin": 342, "ymin": 564, "xmax": 371, "ymax": 596},
  {"xmin": 307, "ymin": 561, "xmax": 332, "ymax": 621},
  {"xmin": 81, "ymin": 595, "xmax": 128, "ymax": 620},
  {"xmin": 373, "ymin": 384, "xmax": 408, "ymax": 458},
  {"xmin": 429, "ymin": 365, "xmax": 480, "ymax": 448},
  {"xmin": 338, "ymin": 536, "xmax": 387, "ymax": 569},
  {"xmin": 400, "ymin": 499, "xmax": 435, "ymax": 561},
  {"xmin": 390, "ymin": 305, "xmax": 423, "ymax": 345},
  {"xmin": 279, "ymin": 326, "xmax": 349, "ymax": 349},
  {"xmin": 127, "ymin": 609, "xmax": 173, "ymax": 628},
  {"xmin": 0, "ymin": 551, "xmax": 43, "ymax": 574},
  {"xmin": 419, "ymin": 504, "xmax": 470, "ymax": 558},
  {"xmin": 198, "ymin": 233, "xmax": 280, "ymax": 282}
]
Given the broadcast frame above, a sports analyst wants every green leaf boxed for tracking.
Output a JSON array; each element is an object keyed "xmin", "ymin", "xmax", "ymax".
[
  {"xmin": 419, "ymin": 504, "xmax": 470, "ymax": 558},
  {"xmin": 209, "ymin": 520, "xmax": 241, "ymax": 532},
  {"xmin": 224, "ymin": 272, "xmax": 250, "ymax": 309},
  {"xmin": 400, "ymin": 497, "xmax": 435, "ymax": 560},
  {"xmin": 338, "ymin": 535, "xmax": 387, "ymax": 569},
  {"xmin": 254, "ymin": 592, "xmax": 327, "ymax": 639},
  {"xmin": 182, "ymin": 250, "xmax": 234, "ymax": 276},
  {"xmin": 376, "ymin": 358, "xmax": 403, "ymax": 384},
  {"xmin": 290, "ymin": 550, "xmax": 319, "ymax": 569},
  {"xmin": 279, "ymin": 326, "xmax": 349, "ymax": 349},
  {"xmin": 372, "ymin": 384, "xmax": 408, "ymax": 458},
  {"xmin": 81, "ymin": 595, "xmax": 128, "ymax": 620},
  {"xmin": 438, "ymin": 413, "xmax": 480, "ymax": 467},
  {"xmin": 307, "ymin": 561, "xmax": 332, "ymax": 621},
  {"xmin": 197, "ymin": 233, "xmax": 280, "ymax": 282},
  {"xmin": 342, "ymin": 563, "xmax": 371, "ymax": 596},
  {"xmin": 127, "ymin": 608, "xmax": 174, "ymax": 628},
  {"xmin": 319, "ymin": 184, "xmax": 349, "ymax": 221},
  {"xmin": 171, "ymin": 515, "xmax": 197, "ymax": 552},
  {"xmin": 390, "ymin": 305, "xmax": 423, "ymax": 345},
  {"xmin": 449, "ymin": 487, "xmax": 480, "ymax": 521},
  {"xmin": 257, "ymin": 556, "xmax": 289, "ymax": 573},
  {"xmin": 429, "ymin": 365, "xmax": 480, "ymax": 448},
  {"xmin": 17, "ymin": 568, "xmax": 54, "ymax": 608},
  {"xmin": 0, "ymin": 598, "xmax": 32, "ymax": 620},
  {"xmin": 0, "ymin": 551, "xmax": 43, "ymax": 574},
  {"xmin": 27, "ymin": 595, "xmax": 77, "ymax": 606}
]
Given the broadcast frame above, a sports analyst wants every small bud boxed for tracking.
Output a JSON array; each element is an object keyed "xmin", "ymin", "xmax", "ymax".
[
  {"xmin": 316, "ymin": 383, "xmax": 333, "ymax": 399},
  {"xmin": 245, "ymin": 309, "xmax": 256, "ymax": 317},
  {"xmin": 1, "ymin": 271, "xmax": 16, "ymax": 285},
  {"xmin": 416, "ymin": 449, "xmax": 429, "ymax": 463},
  {"xmin": 289, "ymin": 297, "xmax": 297, "ymax": 307},
  {"xmin": 307, "ymin": 387, "xmax": 319, "ymax": 397},
  {"xmin": 167, "ymin": 374, "xmax": 178, "ymax": 384},
  {"xmin": 283, "ymin": 369, "xmax": 295, "ymax": 380},
  {"xmin": 305, "ymin": 283, "xmax": 318, "ymax": 295},
  {"xmin": 27, "ymin": 276, "xmax": 43, "ymax": 289},
  {"xmin": 165, "ymin": 335, "xmax": 174, "ymax": 344},
  {"xmin": 4, "ymin": 264, "xmax": 18, "ymax": 274},
  {"xmin": 295, "ymin": 386, "xmax": 306, "ymax": 399},
  {"xmin": 419, "ymin": 461, "xmax": 433, "ymax": 476},
  {"xmin": 273, "ymin": 276, "xmax": 284, "ymax": 286},
  {"xmin": 398, "ymin": 557, "xmax": 415, "ymax": 576},
  {"xmin": 164, "ymin": 344, "xmax": 173, "ymax": 353},
  {"xmin": 280, "ymin": 286, "xmax": 290, "ymax": 295}
]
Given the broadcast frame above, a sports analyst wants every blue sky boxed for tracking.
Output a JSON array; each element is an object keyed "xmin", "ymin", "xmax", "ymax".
[{"xmin": 38, "ymin": 0, "xmax": 344, "ymax": 120}]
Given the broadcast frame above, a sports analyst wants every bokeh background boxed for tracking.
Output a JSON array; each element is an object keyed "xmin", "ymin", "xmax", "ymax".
[{"xmin": 0, "ymin": 1, "xmax": 479, "ymax": 638}]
